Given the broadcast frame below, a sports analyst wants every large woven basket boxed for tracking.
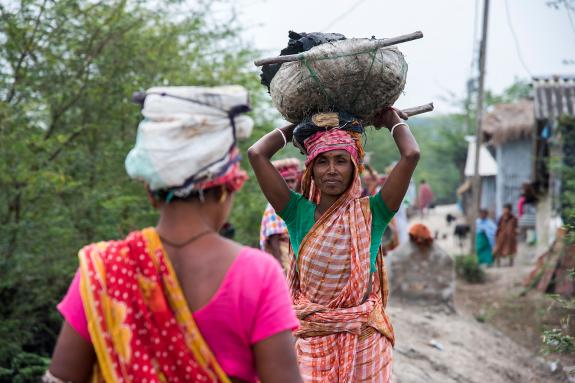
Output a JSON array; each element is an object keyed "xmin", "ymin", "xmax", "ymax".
[{"xmin": 270, "ymin": 38, "xmax": 408, "ymax": 123}]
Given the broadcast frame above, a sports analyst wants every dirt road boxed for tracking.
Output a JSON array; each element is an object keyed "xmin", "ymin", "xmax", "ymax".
[{"xmin": 389, "ymin": 205, "xmax": 571, "ymax": 382}]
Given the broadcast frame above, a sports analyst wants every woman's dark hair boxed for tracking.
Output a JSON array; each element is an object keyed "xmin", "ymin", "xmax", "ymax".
[
  {"xmin": 503, "ymin": 203, "xmax": 513, "ymax": 210},
  {"xmin": 152, "ymin": 185, "xmax": 224, "ymax": 203},
  {"xmin": 522, "ymin": 182, "xmax": 538, "ymax": 203}
]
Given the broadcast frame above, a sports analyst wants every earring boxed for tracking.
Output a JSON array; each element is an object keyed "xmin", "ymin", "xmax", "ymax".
[{"xmin": 219, "ymin": 187, "xmax": 228, "ymax": 204}]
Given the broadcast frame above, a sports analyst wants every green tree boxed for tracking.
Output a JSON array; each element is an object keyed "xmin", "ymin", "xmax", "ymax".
[
  {"xmin": 541, "ymin": 116, "xmax": 575, "ymax": 358},
  {"xmin": 0, "ymin": 0, "xmax": 267, "ymax": 379}
]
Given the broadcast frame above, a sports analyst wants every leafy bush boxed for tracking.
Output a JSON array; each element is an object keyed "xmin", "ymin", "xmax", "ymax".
[
  {"xmin": 0, "ymin": 351, "xmax": 50, "ymax": 383},
  {"xmin": 542, "ymin": 327, "xmax": 575, "ymax": 355},
  {"xmin": 541, "ymin": 116, "xmax": 575, "ymax": 358},
  {"xmin": 455, "ymin": 255, "xmax": 486, "ymax": 283}
]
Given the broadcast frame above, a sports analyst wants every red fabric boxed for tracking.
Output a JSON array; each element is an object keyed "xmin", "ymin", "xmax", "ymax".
[
  {"xmin": 279, "ymin": 168, "xmax": 299, "ymax": 179},
  {"xmin": 197, "ymin": 148, "xmax": 248, "ymax": 193},
  {"xmin": 79, "ymin": 229, "xmax": 222, "ymax": 382},
  {"xmin": 60, "ymin": 243, "xmax": 298, "ymax": 382},
  {"xmin": 304, "ymin": 129, "xmax": 359, "ymax": 166},
  {"xmin": 272, "ymin": 158, "xmax": 301, "ymax": 180}
]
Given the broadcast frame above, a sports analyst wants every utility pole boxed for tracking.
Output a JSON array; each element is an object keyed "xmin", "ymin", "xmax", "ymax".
[{"xmin": 471, "ymin": 0, "xmax": 490, "ymax": 255}]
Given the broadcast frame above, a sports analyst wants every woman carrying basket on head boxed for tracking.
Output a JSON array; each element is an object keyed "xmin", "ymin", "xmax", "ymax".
[
  {"xmin": 248, "ymin": 107, "xmax": 420, "ymax": 382},
  {"xmin": 45, "ymin": 86, "xmax": 303, "ymax": 383}
]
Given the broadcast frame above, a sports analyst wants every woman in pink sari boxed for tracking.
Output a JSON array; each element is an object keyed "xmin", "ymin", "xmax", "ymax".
[{"xmin": 45, "ymin": 86, "xmax": 303, "ymax": 383}]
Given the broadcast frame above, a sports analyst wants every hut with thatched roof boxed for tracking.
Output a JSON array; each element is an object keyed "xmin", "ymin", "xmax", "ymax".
[{"xmin": 482, "ymin": 99, "xmax": 534, "ymax": 218}]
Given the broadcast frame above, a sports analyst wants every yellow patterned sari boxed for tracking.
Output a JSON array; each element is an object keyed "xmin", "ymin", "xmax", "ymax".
[{"xmin": 79, "ymin": 228, "xmax": 230, "ymax": 383}]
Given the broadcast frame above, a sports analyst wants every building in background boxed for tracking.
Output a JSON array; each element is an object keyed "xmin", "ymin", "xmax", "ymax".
[
  {"xmin": 458, "ymin": 135, "xmax": 498, "ymax": 217},
  {"xmin": 482, "ymin": 100, "xmax": 534, "ymax": 219},
  {"xmin": 532, "ymin": 75, "xmax": 575, "ymax": 254}
]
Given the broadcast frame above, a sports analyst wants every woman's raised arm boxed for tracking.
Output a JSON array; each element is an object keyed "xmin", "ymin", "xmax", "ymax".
[
  {"xmin": 248, "ymin": 124, "xmax": 296, "ymax": 212},
  {"xmin": 373, "ymin": 108, "xmax": 420, "ymax": 211}
]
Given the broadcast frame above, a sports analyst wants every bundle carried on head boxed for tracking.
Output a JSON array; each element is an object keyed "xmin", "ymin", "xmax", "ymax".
[
  {"xmin": 260, "ymin": 31, "xmax": 408, "ymax": 123},
  {"xmin": 125, "ymin": 85, "xmax": 253, "ymax": 199}
]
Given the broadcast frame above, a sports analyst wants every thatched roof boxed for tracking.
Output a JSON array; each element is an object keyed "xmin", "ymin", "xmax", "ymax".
[{"xmin": 482, "ymin": 100, "xmax": 534, "ymax": 145}]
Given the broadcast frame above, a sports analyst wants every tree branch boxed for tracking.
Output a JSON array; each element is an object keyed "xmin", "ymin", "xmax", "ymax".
[
  {"xmin": 5, "ymin": 0, "xmax": 49, "ymax": 104},
  {"xmin": 44, "ymin": 18, "xmax": 142, "ymax": 140}
]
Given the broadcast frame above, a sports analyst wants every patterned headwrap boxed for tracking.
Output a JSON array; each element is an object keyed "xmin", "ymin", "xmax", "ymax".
[
  {"xmin": 409, "ymin": 223, "xmax": 433, "ymax": 247},
  {"xmin": 175, "ymin": 147, "xmax": 248, "ymax": 195},
  {"xmin": 297, "ymin": 113, "xmax": 366, "ymax": 203},
  {"xmin": 304, "ymin": 129, "xmax": 359, "ymax": 166},
  {"xmin": 125, "ymin": 86, "xmax": 253, "ymax": 200},
  {"xmin": 272, "ymin": 158, "xmax": 301, "ymax": 180},
  {"xmin": 300, "ymin": 112, "xmax": 364, "ymax": 168}
]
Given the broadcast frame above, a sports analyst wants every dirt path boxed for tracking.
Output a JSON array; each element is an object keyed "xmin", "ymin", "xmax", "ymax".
[
  {"xmin": 390, "ymin": 302, "xmax": 562, "ymax": 382},
  {"xmin": 389, "ymin": 205, "xmax": 571, "ymax": 382}
]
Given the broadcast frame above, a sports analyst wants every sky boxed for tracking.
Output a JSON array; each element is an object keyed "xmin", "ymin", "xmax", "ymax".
[{"xmin": 224, "ymin": 0, "xmax": 575, "ymax": 114}]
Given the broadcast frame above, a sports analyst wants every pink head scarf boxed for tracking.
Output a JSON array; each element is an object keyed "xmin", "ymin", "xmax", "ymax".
[
  {"xmin": 303, "ymin": 129, "xmax": 359, "ymax": 167},
  {"xmin": 195, "ymin": 147, "xmax": 248, "ymax": 193},
  {"xmin": 272, "ymin": 158, "xmax": 301, "ymax": 180}
]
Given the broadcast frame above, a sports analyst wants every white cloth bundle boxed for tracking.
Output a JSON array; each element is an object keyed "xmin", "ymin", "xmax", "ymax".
[{"xmin": 125, "ymin": 85, "xmax": 253, "ymax": 191}]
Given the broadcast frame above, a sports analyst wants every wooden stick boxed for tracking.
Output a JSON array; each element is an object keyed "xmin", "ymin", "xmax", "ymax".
[
  {"xmin": 401, "ymin": 102, "xmax": 434, "ymax": 117},
  {"xmin": 254, "ymin": 31, "xmax": 424, "ymax": 67}
]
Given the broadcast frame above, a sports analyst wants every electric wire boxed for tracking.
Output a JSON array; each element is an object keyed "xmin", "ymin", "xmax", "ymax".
[
  {"xmin": 504, "ymin": 0, "xmax": 533, "ymax": 77},
  {"xmin": 321, "ymin": 0, "xmax": 369, "ymax": 32},
  {"xmin": 564, "ymin": 1, "xmax": 575, "ymax": 37}
]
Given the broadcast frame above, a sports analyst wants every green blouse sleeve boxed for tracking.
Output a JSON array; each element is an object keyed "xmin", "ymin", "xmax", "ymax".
[
  {"xmin": 368, "ymin": 193, "xmax": 397, "ymax": 272},
  {"xmin": 370, "ymin": 193, "xmax": 396, "ymax": 228},
  {"xmin": 277, "ymin": 190, "xmax": 302, "ymax": 226}
]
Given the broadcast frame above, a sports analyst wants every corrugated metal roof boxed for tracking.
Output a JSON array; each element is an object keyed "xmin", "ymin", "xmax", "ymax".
[{"xmin": 532, "ymin": 75, "xmax": 575, "ymax": 120}]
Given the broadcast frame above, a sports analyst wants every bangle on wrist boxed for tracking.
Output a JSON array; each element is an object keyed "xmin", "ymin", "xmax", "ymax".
[
  {"xmin": 390, "ymin": 122, "xmax": 409, "ymax": 138},
  {"xmin": 276, "ymin": 128, "xmax": 287, "ymax": 148}
]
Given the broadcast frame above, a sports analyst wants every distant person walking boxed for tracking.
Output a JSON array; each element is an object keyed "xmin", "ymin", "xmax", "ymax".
[
  {"xmin": 418, "ymin": 179, "xmax": 434, "ymax": 217},
  {"xmin": 476, "ymin": 209, "xmax": 496, "ymax": 266},
  {"xmin": 517, "ymin": 182, "xmax": 537, "ymax": 244},
  {"xmin": 493, "ymin": 203, "xmax": 518, "ymax": 267},
  {"xmin": 260, "ymin": 158, "xmax": 301, "ymax": 271}
]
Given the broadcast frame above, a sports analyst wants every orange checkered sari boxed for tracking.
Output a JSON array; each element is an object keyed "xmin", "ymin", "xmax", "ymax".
[
  {"xmin": 287, "ymin": 164, "xmax": 394, "ymax": 383},
  {"xmin": 79, "ymin": 228, "xmax": 230, "ymax": 383}
]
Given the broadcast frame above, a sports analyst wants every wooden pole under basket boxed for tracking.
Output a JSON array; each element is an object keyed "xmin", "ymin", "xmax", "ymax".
[
  {"xmin": 401, "ymin": 102, "xmax": 434, "ymax": 117},
  {"xmin": 369, "ymin": 103, "xmax": 434, "ymax": 128},
  {"xmin": 254, "ymin": 31, "xmax": 424, "ymax": 67}
]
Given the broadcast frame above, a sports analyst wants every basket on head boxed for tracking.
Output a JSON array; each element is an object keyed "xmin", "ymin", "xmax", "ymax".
[{"xmin": 269, "ymin": 38, "xmax": 408, "ymax": 123}]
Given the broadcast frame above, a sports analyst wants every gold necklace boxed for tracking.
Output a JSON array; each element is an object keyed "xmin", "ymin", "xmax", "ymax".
[{"xmin": 158, "ymin": 229, "xmax": 214, "ymax": 248}]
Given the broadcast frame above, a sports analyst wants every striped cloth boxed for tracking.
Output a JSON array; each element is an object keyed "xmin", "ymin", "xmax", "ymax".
[
  {"xmin": 287, "ymin": 163, "xmax": 394, "ymax": 382},
  {"xmin": 259, "ymin": 203, "xmax": 289, "ymax": 250},
  {"xmin": 259, "ymin": 204, "xmax": 291, "ymax": 271}
]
